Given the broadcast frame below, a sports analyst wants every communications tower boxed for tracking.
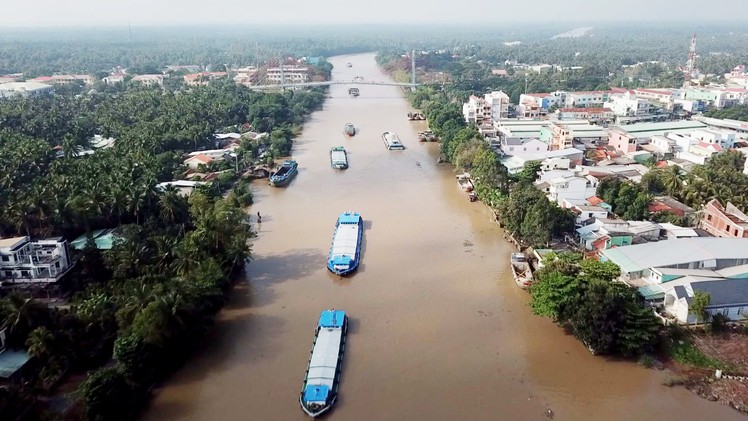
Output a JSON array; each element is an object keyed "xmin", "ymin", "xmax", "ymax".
[{"xmin": 684, "ymin": 33, "xmax": 697, "ymax": 77}]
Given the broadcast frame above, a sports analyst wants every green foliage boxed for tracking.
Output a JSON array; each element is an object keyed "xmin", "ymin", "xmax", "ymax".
[
  {"xmin": 497, "ymin": 183, "xmax": 575, "ymax": 245},
  {"xmin": 530, "ymin": 270, "xmax": 583, "ymax": 321},
  {"xmin": 596, "ymin": 178, "xmax": 650, "ymax": 220},
  {"xmin": 77, "ymin": 366, "xmax": 141, "ymax": 421},
  {"xmin": 704, "ymin": 105, "xmax": 748, "ymax": 122},
  {"xmin": 689, "ymin": 291, "xmax": 711, "ymax": 325},
  {"xmin": 666, "ymin": 336, "xmax": 727, "ymax": 370},
  {"xmin": 530, "ymin": 258, "xmax": 660, "ymax": 357}
]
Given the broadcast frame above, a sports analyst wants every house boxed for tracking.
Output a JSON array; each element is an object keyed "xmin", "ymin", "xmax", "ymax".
[
  {"xmin": 648, "ymin": 196, "xmax": 696, "ymax": 219},
  {"xmin": 184, "ymin": 72, "xmax": 228, "ymax": 86},
  {"xmin": 131, "ymin": 74, "xmax": 164, "ymax": 86},
  {"xmin": 540, "ymin": 121, "xmax": 608, "ymax": 151},
  {"xmin": 659, "ymin": 223, "xmax": 699, "ymax": 239},
  {"xmin": 0, "ymin": 237, "xmax": 73, "ymax": 284},
  {"xmin": 537, "ymin": 175, "xmax": 597, "ymax": 206},
  {"xmin": 165, "ymin": 65, "xmax": 202, "ymax": 73},
  {"xmin": 491, "ymin": 69, "xmax": 509, "ymax": 77},
  {"xmin": 462, "ymin": 91, "xmax": 510, "ymax": 126},
  {"xmin": 600, "ymin": 238, "xmax": 748, "ymax": 284},
  {"xmin": 102, "ymin": 73, "xmax": 126, "ymax": 84},
  {"xmin": 157, "ymin": 180, "xmax": 211, "ymax": 197},
  {"xmin": 571, "ymin": 205, "xmax": 609, "ymax": 225},
  {"xmin": 500, "ymin": 138, "xmax": 548, "ymax": 157},
  {"xmin": 0, "ymin": 82, "xmax": 53, "ymax": 98},
  {"xmin": 184, "ymin": 154, "xmax": 214, "ymax": 170},
  {"xmin": 500, "ymin": 148, "xmax": 584, "ymax": 174},
  {"xmin": 664, "ymin": 278, "xmax": 748, "ymax": 324},
  {"xmin": 702, "ymin": 199, "xmax": 748, "ymax": 238}
]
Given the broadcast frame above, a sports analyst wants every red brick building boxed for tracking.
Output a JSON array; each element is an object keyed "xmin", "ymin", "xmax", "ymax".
[{"xmin": 702, "ymin": 199, "xmax": 748, "ymax": 238}]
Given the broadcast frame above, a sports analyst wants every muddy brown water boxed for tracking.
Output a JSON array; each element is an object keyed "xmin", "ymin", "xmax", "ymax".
[{"xmin": 144, "ymin": 53, "xmax": 741, "ymax": 421}]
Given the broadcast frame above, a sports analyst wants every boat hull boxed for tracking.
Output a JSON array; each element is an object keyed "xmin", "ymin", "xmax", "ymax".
[
  {"xmin": 510, "ymin": 253, "xmax": 533, "ymax": 289},
  {"xmin": 327, "ymin": 213, "xmax": 363, "ymax": 276},
  {"xmin": 269, "ymin": 161, "xmax": 298, "ymax": 187},
  {"xmin": 299, "ymin": 311, "xmax": 348, "ymax": 418}
]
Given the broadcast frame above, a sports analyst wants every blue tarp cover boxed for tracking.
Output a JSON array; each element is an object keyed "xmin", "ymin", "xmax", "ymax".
[
  {"xmin": 318, "ymin": 310, "xmax": 346, "ymax": 328},
  {"xmin": 303, "ymin": 384, "xmax": 330, "ymax": 402},
  {"xmin": 338, "ymin": 212, "xmax": 360, "ymax": 225},
  {"xmin": 331, "ymin": 255, "xmax": 352, "ymax": 265}
]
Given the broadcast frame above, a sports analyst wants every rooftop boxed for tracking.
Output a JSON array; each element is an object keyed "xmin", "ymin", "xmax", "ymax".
[
  {"xmin": 610, "ymin": 121, "xmax": 707, "ymax": 138},
  {"xmin": 677, "ymin": 278, "xmax": 748, "ymax": 307},
  {"xmin": 601, "ymin": 238, "xmax": 748, "ymax": 274}
]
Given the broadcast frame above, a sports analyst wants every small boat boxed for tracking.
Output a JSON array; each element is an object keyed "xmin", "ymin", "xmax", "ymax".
[
  {"xmin": 382, "ymin": 131, "xmax": 405, "ymax": 150},
  {"xmin": 269, "ymin": 160, "xmax": 298, "ymax": 187},
  {"xmin": 327, "ymin": 212, "xmax": 363, "ymax": 276},
  {"xmin": 511, "ymin": 253, "xmax": 533, "ymax": 289},
  {"xmin": 346, "ymin": 63, "xmax": 353, "ymax": 68},
  {"xmin": 330, "ymin": 146, "xmax": 348, "ymax": 169},
  {"xmin": 468, "ymin": 191, "xmax": 478, "ymax": 202},
  {"xmin": 344, "ymin": 123, "xmax": 356, "ymax": 137},
  {"xmin": 407, "ymin": 112, "xmax": 415, "ymax": 121},
  {"xmin": 415, "ymin": 112, "xmax": 426, "ymax": 120},
  {"xmin": 456, "ymin": 173, "xmax": 474, "ymax": 192},
  {"xmin": 299, "ymin": 309, "xmax": 348, "ymax": 418},
  {"xmin": 417, "ymin": 130, "xmax": 437, "ymax": 142},
  {"xmin": 348, "ymin": 87, "xmax": 359, "ymax": 97}
]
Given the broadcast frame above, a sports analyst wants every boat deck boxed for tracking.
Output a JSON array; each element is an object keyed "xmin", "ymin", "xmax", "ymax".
[
  {"xmin": 331, "ymin": 150, "xmax": 347, "ymax": 166},
  {"xmin": 330, "ymin": 224, "xmax": 360, "ymax": 260},
  {"xmin": 307, "ymin": 328, "xmax": 343, "ymax": 394}
]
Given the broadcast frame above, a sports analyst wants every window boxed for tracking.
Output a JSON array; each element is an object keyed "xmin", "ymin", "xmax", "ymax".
[
  {"xmin": 735, "ymin": 229, "xmax": 740, "ymax": 236},
  {"xmin": 726, "ymin": 225, "xmax": 731, "ymax": 233},
  {"xmin": 707, "ymin": 214, "xmax": 713, "ymax": 222},
  {"xmin": 1, "ymin": 256, "xmax": 8, "ymax": 262},
  {"xmin": 21, "ymin": 271, "xmax": 29, "ymax": 277},
  {"xmin": 4, "ymin": 271, "xmax": 11, "ymax": 277}
]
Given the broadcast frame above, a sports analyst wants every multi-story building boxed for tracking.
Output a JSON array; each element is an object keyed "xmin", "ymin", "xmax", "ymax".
[
  {"xmin": 541, "ymin": 121, "xmax": 608, "ymax": 151},
  {"xmin": 564, "ymin": 91, "xmax": 609, "ymax": 108},
  {"xmin": 702, "ymin": 199, "xmax": 748, "ymax": 238},
  {"xmin": 604, "ymin": 92, "xmax": 659, "ymax": 118},
  {"xmin": 684, "ymin": 86, "xmax": 747, "ymax": 109},
  {"xmin": 633, "ymin": 88, "xmax": 676, "ymax": 109},
  {"xmin": 689, "ymin": 128, "xmax": 735, "ymax": 149},
  {"xmin": 233, "ymin": 66, "xmax": 259, "ymax": 86},
  {"xmin": 29, "ymin": 74, "xmax": 94, "ymax": 86},
  {"xmin": 266, "ymin": 65, "xmax": 308, "ymax": 85},
  {"xmin": 462, "ymin": 91, "xmax": 510, "ymax": 127},
  {"xmin": 0, "ymin": 237, "xmax": 73, "ymax": 284}
]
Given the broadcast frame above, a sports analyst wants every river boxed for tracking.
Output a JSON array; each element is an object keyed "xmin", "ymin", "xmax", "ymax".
[{"xmin": 144, "ymin": 53, "xmax": 742, "ymax": 420}]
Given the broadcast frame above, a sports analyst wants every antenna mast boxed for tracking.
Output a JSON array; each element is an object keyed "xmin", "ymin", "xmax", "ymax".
[{"xmin": 685, "ymin": 33, "xmax": 697, "ymax": 77}]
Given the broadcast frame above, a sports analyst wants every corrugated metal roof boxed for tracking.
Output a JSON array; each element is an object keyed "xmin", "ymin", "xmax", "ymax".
[
  {"xmin": 0, "ymin": 350, "xmax": 31, "ymax": 378},
  {"xmin": 601, "ymin": 238, "xmax": 748, "ymax": 274}
]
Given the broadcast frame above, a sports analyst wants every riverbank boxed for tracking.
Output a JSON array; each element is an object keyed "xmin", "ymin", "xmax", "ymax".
[{"xmin": 143, "ymin": 52, "xmax": 743, "ymax": 421}]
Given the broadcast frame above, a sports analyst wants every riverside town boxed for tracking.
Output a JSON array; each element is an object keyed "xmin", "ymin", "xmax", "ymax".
[{"xmin": 3, "ymin": 4, "xmax": 748, "ymax": 420}]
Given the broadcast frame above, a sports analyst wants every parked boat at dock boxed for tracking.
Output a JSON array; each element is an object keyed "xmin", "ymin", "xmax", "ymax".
[
  {"xmin": 407, "ymin": 112, "xmax": 425, "ymax": 121},
  {"xmin": 417, "ymin": 130, "xmax": 437, "ymax": 142},
  {"xmin": 348, "ymin": 87, "xmax": 359, "ymax": 97},
  {"xmin": 344, "ymin": 123, "xmax": 356, "ymax": 137},
  {"xmin": 456, "ymin": 173, "xmax": 475, "ymax": 192},
  {"xmin": 330, "ymin": 147, "xmax": 348, "ymax": 169},
  {"xmin": 327, "ymin": 212, "xmax": 363, "ymax": 276},
  {"xmin": 269, "ymin": 160, "xmax": 298, "ymax": 187},
  {"xmin": 299, "ymin": 309, "xmax": 348, "ymax": 418},
  {"xmin": 382, "ymin": 131, "xmax": 405, "ymax": 150},
  {"xmin": 510, "ymin": 253, "xmax": 533, "ymax": 289}
]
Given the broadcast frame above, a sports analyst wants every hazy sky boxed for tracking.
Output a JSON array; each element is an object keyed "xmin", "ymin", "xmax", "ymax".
[{"xmin": 3, "ymin": 0, "xmax": 748, "ymax": 26}]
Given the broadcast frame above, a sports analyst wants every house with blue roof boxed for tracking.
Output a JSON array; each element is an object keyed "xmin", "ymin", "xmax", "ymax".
[{"xmin": 664, "ymin": 278, "xmax": 748, "ymax": 324}]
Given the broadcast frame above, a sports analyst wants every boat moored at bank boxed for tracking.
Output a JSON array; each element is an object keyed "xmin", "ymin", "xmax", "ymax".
[
  {"xmin": 330, "ymin": 147, "xmax": 348, "ymax": 169},
  {"xmin": 510, "ymin": 253, "xmax": 533, "ymax": 289},
  {"xmin": 348, "ymin": 87, "xmax": 359, "ymax": 97},
  {"xmin": 327, "ymin": 212, "xmax": 363, "ymax": 276},
  {"xmin": 299, "ymin": 310, "xmax": 348, "ymax": 418},
  {"xmin": 269, "ymin": 160, "xmax": 298, "ymax": 187},
  {"xmin": 382, "ymin": 131, "xmax": 405, "ymax": 150},
  {"xmin": 456, "ymin": 173, "xmax": 474, "ymax": 192}
]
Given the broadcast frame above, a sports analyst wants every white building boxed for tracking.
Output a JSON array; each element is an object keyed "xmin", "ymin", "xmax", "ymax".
[
  {"xmin": 266, "ymin": 65, "xmax": 308, "ymax": 84},
  {"xmin": 0, "ymin": 82, "xmax": 53, "ymax": 98},
  {"xmin": 664, "ymin": 278, "xmax": 748, "ymax": 324},
  {"xmin": 604, "ymin": 92, "xmax": 658, "ymax": 117},
  {"xmin": 0, "ymin": 237, "xmax": 73, "ymax": 284},
  {"xmin": 535, "ymin": 175, "xmax": 598, "ymax": 206},
  {"xmin": 690, "ymin": 128, "xmax": 735, "ymax": 149},
  {"xmin": 499, "ymin": 138, "xmax": 548, "ymax": 157}
]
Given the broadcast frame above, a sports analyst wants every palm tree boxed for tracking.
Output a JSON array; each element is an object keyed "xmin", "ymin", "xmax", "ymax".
[
  {"xmin": 660, "ymin": 165, "xmax": 684, "ymax": 197},
  {"xmin": 26, "ymin": 326, "xmax": 55, "ymax": 360}
]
